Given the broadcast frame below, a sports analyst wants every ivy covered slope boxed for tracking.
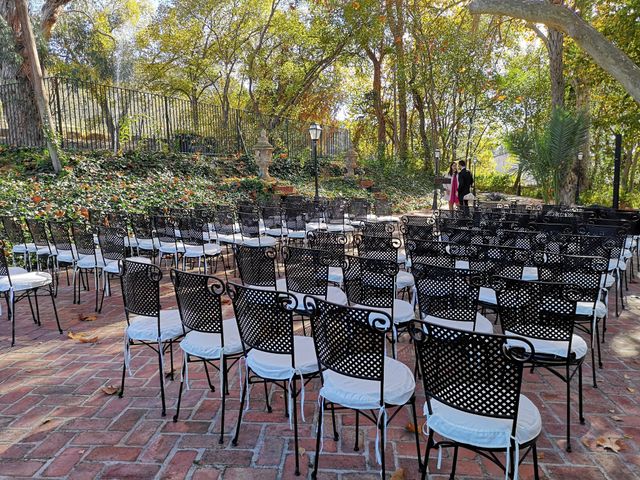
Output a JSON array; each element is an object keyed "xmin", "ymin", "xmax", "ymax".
[{"xmin": 0, "ymin": 147, "xmax": 436, "ymax": 218}]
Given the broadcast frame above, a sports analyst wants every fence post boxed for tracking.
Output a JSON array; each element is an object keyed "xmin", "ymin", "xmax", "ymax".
[
  {"xmin": 164, "ymin": 96, "xmax": 171, "ymax": 151},
  {"xmin": 52, "ymin": 77, "xmax": 64, "ymax": 148}
]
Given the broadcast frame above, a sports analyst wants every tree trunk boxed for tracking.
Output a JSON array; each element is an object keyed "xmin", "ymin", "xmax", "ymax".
[
  {"xmin": 468, "ymin": 0, "xmax": 640, "ymax": 106},
  {"xmin": 386, "ymin": 0, "xmax": 408, "ymax": 162},
  {"xmin": 413, "ymin": 89, "xmax": 432, "ymax": 173},
  {"xmin": 548, "ymin": 28, "xmax": 565, "ymax": 109},
  {"xmin": 366, "ymin": 47, "xmax": 386, "ymax": 163}
]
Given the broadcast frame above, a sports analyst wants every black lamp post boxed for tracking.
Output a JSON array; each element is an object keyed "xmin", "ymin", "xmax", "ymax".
[
  {"xmin": 473, "ymin": 156, "xmax": 477, "ymax": 196},
  {"xmin": 575, "ymin": 151, "xmax": 583, "ymax": 205},
  {"xmin": 309, "ymin": 123, "xmax": 322, "ymax": 202},
  {"xmin": 431, "ymin": 148, "xmax": 441, "ymax": 210}
]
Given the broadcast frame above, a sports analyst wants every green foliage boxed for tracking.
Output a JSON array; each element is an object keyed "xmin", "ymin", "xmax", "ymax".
[{"xmin": 506, "ymin": 109, "xmax": 589, "ymax": 204}]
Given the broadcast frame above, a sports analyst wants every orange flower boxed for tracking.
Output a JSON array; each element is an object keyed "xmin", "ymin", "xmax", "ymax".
[{"xmin": 32, "ymin": 195, "xmax": 42, "ymax": 203}]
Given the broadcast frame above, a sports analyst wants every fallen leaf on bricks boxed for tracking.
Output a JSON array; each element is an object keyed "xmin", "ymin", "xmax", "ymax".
[
  {"xmin": 68, "ymin": 331, "xmax": 99, "ymax": 343},
  {"xmin": 299, "ymin": 448, "xmax": 306, "ymax": 458},
  {"xmin": 101, "ymin": 385, "xmax": 119, "ymax": 395},
  {"xmin": 405, "ymin": 422, "xmax": 417, "ymax": 433},
  {"xmin": 612, "ymin": 416, "xmax": 624, "ymax": 422},
  {"xmin": 78, "ymin": 314, "xmax": 97, "ymax": 322},
  {"xmin": 596, "ymin": 436, "xmax": 625, "ymax": 453},
  {"xmin": 627, "ymin": 387, "xmax": 636, "ymax": 393},
  {"xmin": 390, "ymin": 468, "xmax": 406, "ymax": 480},
  {"xmin": 537, "ymin": 452, "xmax": 544, "ymax": 460}
]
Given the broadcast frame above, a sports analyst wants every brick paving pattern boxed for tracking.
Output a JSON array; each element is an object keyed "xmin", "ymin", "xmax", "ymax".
[{"xmin": 1, "ymin": 262, "xmax": 640, "ymax": 479}]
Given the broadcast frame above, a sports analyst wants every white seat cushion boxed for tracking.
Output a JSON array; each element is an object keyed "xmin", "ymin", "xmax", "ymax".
[
  {"xmin": 396, "ymin": 270, "xmax": 414, "ymax": 290},
  {"xmin": 179, "ymin": 319, "xmax": 243, "ymax": 359},
  {"xmin": 326, "ymin": 224, "xmax": 355, "ymax": 233},
  {"xmin": 275, "ymin": 278, "xmax": 347, "ymax": 309},
  {"xmin": 103, "ymin": 256, "xmax": 151, "ymax": 274},
  {"xmin": 265, "ymin": 228, "xmax": 286, "ymax": 237},
  {"xmin": 37, "ymin": 245, "xmax": 56, "ymax": 257},
  {"xmin": 328, "ymin": 266, "xmax": 343, "ymax": 284},
  {"xmin": 423, "ymin": 312, "xmax": 493, "ymax": 334},
  {"xmin": 479, "ymin": 287, "xmax": 497, "ymax": 305},
  {"xmin": 183, "ymin": 243, "xmax": 221, "ymax": 258},
  {"xmin": 321, "ymin": 357, "xmax": 415, "ymax": 410},
  {"xmin": 216, "ymin": 234, "xmax": 242, "ymax": 245},
  {"xmin": 9, "ymin": 267, "xmax": 27, "ymax": 275},
  {"xmin": 242, "ymin": 236, "xmax": 277, "ymax": 247},
  {"xmin": 576, "ymin": 300, "xmax": 607, "ymax": 318},
  {"xmin": 365, "ymin": 299, "xmax": 415, "ymax": 325},
  {"xmin": 247, "ymin": 335, "xmax": 319, "ymax": 380},
  {"xmin": 600, "ymin": 274, "xmax": 615, "ymax": 289},
  {"xmin": 124, "ymin": 236, "xmax": 138, "ymax": 248},
  {"xmin": 159, "ymin": 241, "xmax": 182, "ymax": 254},
  {"xmin": 12, "ymin": 243, "xmax": 37, "ymax": 254},
  {"xmin": 0, "ymin": 271, "xmax": 52, "ymax": 292},
  {"xmin": 127, "ymin": 309, "xmax": 184, "ymax": 342},
  {"xmin": 306, "ymin": 222, "xmax": 328, "ymax": 232},
  {"xmin": 136, "ymin": 238, "xmax": 159, "ymax": 250},
  {"xmin": 287, "ymin": 230, "xmax": 306, "ymax": 239},
  {"xmin": 425, "ymin": 394, "xmax": 541, "ymax": 450},
  {"xmin": 506, "ymin": 332, "xmax": 588, "ymax": 359}
]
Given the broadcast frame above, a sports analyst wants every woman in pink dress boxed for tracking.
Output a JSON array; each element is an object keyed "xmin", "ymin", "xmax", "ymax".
[{"xmin": 444, "ymin": 162, "xmax": 459, "ymax": 210}]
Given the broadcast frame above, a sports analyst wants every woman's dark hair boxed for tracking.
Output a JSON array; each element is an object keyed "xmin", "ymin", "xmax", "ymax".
[{"xmin": 448, "ymin": 162, "xmax": 457, "ymax": 176}]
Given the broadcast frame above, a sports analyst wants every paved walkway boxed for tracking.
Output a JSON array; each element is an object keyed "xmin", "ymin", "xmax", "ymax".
[{"xmin": 0, "ymin": 263, "xmax": 639, "ymax": 479}]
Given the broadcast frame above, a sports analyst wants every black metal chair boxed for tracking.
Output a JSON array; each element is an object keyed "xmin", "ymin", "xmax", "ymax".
[
  {"xmin": 405, "ymin": 238, "xmax": 457, "ymax": 269},
  {"xmin": 0, "ymin": 241, "xmax": 61, "ymax": 346},
  {"xmin": 118, "ymin": 259, "xmax": 184, "ymax": 416},
  {"xmin": 494, "ymin": 277, "xmax": 585, "ymax": 452},
  {"xmin": 228, "ymin": 282, "xmax": 319, "ymax": 475},
  {"xmin": 361, "ymin": 221, "xmax": 395, "ymax": 238},
  {"xmin": 0, "ymin": 216, "xmax": 36, "ymax": 269},
  {"xmin": 153, "ymin": 215, "xmax": 182, "ymax": 267},
  {"xmin": 25, "ymin": 218, "xmax": 56, "ymax": 272},
  {"xmin": 238, "ymin": 210, "xmax": 277, "ymax": 247},
  {"xmin": 410, "ymin": 321, "xmax": 541, "ymax": 480},
  {"xmin": 306, "ymin": 230, "xmax": 347, "ymax": 284},
  {"xmin": 307, "ymin": 297, "xmax": 421, "ymax": 479},
  {"xmin": 325, "ymin": 198, "xmax": 354, "ymax": 233},
  {"xmin": 342, "ymin": 255, "xmax": 414, "ymax": 358},
  {"xmin": 233, "ymin": 244, "xmax": 277, "ymax": 288},
  {"xmin": 355, "ymin": 234, "xmax": 414, "ymax": 293},
  {"xmin": 171, "ymin": 269, "xmax": 243, "ymax": 441},
  {"xmin": 412, "ymin": 263, "xmax": 491, "ymax": 333},
  {"xmin": 71, "ymin": 223, "xmax": 104, "ymax": 310},
  {"xmin": 177, "ymin": 216, "xmax": 223, "ymax": 273},
  {"xmin": 129, "ymin": 213, "xmax": 158, "ymax": 260},
  {"xmin": 283, "ymin": 207, "xmax": 308, "ymax": 244}
]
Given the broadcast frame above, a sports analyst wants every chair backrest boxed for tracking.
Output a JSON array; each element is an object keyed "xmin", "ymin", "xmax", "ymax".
[
  {"xmin": 129, "ymin": 213, "xmax": 154, "ymax": 241},
  {"xmin": 342, "ymin": 255, "xmax": 397, "ymax": 309},
  {"xmin": 71, "ymin": 224, "xmax": 96, "ymax": 257},
  {"xmin": 470, "ymin": 244, "xmax": 532, "ymax": 279},
  {"xmin": 355, "ymin": 235, "xmax": 400, "ymax": 263},
  {"xmin": 307, "ymin": 297, "xmax": 390, "ymax": 389},
  {"xmin": 233, "ymin": 245, "xmax": 277, "ymax": 287},
  {"xmin": 282, "ymin": 246, "xmax": 330, "ymax": 297},
  {"xmin": 405, "ymin": 238, "xmax": 457, "ymax": 268},
  {"xmin": 98, "ymin": 226, "xmax": 127, "ymax": 262},
  {"xmin": 494, "ymin": 277, "xmax": 579, "ymax": 346},
  {"xmin": 306, "ymin": 230, "xmax": 347, "ymax": 267},
  {"xmin": 361, "ymin": 221, "xmax": 394, "ymax": 238},
  {"xmin": 261, "ymin": 205, "xmax": 283, "ymax": 231},
  {"xmin": 48, "ymin": 220, "xmax": 74, "ymax": 253},
  {"xmin": 374, "ymin": 198, "xmax": 392, "ymax": 217},
  {"xmin": 105, "ymin": 212, "xmax": 129, "ymax": 230},
  {"xmin": 153, "ymin": 215, "xmax": 177, "ymax": 244},
  {"xmin": 349, "ymin": 198, "xmax": 370, "ymax": 222},
  {"xmin": 228, "ymin": 282, "xmax": 296, "ymax": 357},
  {"xmin": 411, "ymin": 321, "xmax": 532, "ymax": 430},
  {"xmin": 119, "ymin": 259, "xmax": 162, "ymax": 322},
  {"xmin": 26, "ymin": 218, "xmax": 50, "ymax": 250},
  {"xmin": 238, "ymin": 211, "xmax": 261, "ymax": 239},
  {"xmin": 412, "ymin": 263, "xmax": 482, "ymax": 323},
  {"xmin": 0, "ymin": 241, "xmax": 11, "ymax": 280},
  {"xmin": 213, "ymin": 208, "xmax": 236, "ymax": 236},
  {"xmin": 171, "ymin": 269, "xmax": 225, "ymax": 334},
  {"xmin": 0, "ymin": 216, "xmax": 26, "ymax": 245},
  {"xmin": 283, "ymin": 207, "xmax": 307, "ymax": 232},
  {"xmin": 536, "ymin": 253, "xmax": 608, "ymax": 303},
  {"xmin": 178, "ymin": 216, "xmax": 205, "ymax": 246}
]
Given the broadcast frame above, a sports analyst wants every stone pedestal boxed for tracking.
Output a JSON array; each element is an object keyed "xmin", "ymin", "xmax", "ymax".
[
  {"xmin": 253, "ymin": 129, "xmax": 274, "ymax": 181},
  {"xmin": 345, "ymin": 147, "xmax": 357, "ymax": 178}
]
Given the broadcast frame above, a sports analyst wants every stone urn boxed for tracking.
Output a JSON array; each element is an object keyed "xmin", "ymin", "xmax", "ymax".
[
  {"xmin": 345, "ymin": 147, "xmax": 357, "ymax": 178},
  {"xmin": 253, "ymin": 129, "xmax": 274, "ymax": 181}
]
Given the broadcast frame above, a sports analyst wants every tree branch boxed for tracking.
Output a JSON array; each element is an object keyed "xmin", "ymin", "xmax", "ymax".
[{"xmin": 468, "ymin": 0, "xmax": 640, "ymax": 105}]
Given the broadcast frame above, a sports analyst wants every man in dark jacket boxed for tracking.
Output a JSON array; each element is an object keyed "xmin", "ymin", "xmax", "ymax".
[{"xmin": 457, "ymin": 160, "xmax": 474, "ymax": 212}]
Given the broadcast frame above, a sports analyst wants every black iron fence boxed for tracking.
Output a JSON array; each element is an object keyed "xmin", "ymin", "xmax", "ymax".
[{"xmin": 0, "ymin": 77, "xmax": 350, "ymax": 158}]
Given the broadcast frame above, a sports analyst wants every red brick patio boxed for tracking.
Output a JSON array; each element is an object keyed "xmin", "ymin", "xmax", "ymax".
[{"xmin": 1, "ymin": 264, "xmax": 639, "ymax": 479}]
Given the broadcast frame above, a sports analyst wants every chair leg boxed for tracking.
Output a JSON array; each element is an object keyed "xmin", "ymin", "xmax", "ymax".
[
  {"xmin": 578, "ymin": 363, "xmax": 585, "ymax": 424},
  {"xmin": 173, "ymin": 360, "xmax": 186, "ymax": 422},
  {"xmin": 590, "ymin": 331, "xmax": 598, "ymax": 389},
  {"xmin": 312, "ymin": 397, "xmax": 323, "ymax": 479},
  {"xmin": 292, "ymin": 376, "xmax": 300, "ymax": 476},
  {"xmin": 232, "ymin": 375, "xmax": 248, "ymax": 446},
  {"xmin": 26, "ymin": 292, "xmax": 37, "ymax": 324},
  {"xmin": 380, "ymin": 413, "xmax": 386, "ymax": 479},
  {"xmin": 532, "ymin": 442, "xmax": 540, "ymax": 480},
  {"xmin": 263, "ymin": 380, "xmax": 272, "ymax": 413},
  {"xmin": 119, "ymin": 360, "xmax": 126, "ymax": 398},
  {"xmin": 450, "ymin": 445, "xmax": 459, "ymax": 479},
  {"xmin": 94, "ymin": 269, "xmax": 99, "ymax": 312},
  {"xmin": 219, "ymin": 357, "xmax": 226, "ymax": 444},
  {"xmin": 565, "ymin": 365, "xmax": 572, "ymax": 452},
  {"xmin": 158, "ymin": 347, "xmax": 167, "ymax": 417},
  {"xmin": 410, "ymin": 399, "xmax": 422, "ymax": 471},
  {"xmin": 596, "ymin": 323, "xmax": 603, "ymax": 369},
  {"xmin": 353, "ymin": 410, "xmax": 359, "ymax": 451},
  {"xmin": 203, "ymin": 362, "xmax": 216, "ymax": 392},
  {"xmin": 33, "ymin": 288, "xmax": 41, "ymax": 326},
  {"xmin": 422, "ymin": 429, "xmax": 434, "ymax": 480},
  {"xmin": 169, "ymin": 340, "xmax": 175, "ymax": 381},
  {"xmin": 9, "ymin": 294, "xmax": 15, "ymax": 347},
  {"xmin": 331, "ymin": 403, "xmax": 339, "ymax": 441}
]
